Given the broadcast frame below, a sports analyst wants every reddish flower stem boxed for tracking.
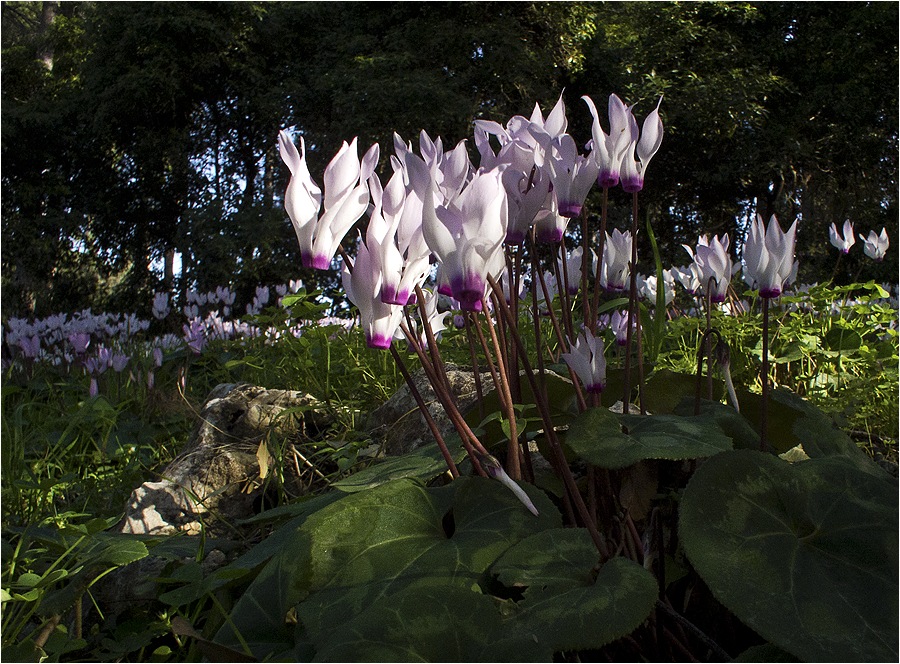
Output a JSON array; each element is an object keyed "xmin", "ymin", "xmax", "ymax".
[
  {"xmin": 487, "ymin": 274, "xmax": 610, "ymax": 559},
  {"xmin": 389, "ymin": 344, "xmax": 460, "ymax": 478}
]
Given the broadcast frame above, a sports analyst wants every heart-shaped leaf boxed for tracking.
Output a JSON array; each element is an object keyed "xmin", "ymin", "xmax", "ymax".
[
  {"xmin": 567, "ymin": 408, "xmax": 732, "ymax": 469},
  {"xmin": 505, "ymin": 556, "xmax": 658, "ymax": 654},
  {"xmin": 216, "ymin": 477, "xmax": 560, "ymax": 660},
  {"xmin": 680, "ymin": 450, "xmax": 898, "ymax": 662}
]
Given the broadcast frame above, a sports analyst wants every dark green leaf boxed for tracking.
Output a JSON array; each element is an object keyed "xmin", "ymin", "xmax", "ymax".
[
  {"xmin": 332, "ymin": 440, "xmax": 464, "ymax": 493},
  {"xmin": 567, "ymin": 408, "xmax": 732, "ymax": 469},
  {"xmin": 680, "ymin": 450, "xmax": 898, "ymax": 663}
]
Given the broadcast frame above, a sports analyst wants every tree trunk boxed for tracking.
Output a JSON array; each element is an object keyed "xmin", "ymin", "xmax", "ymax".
[
  {"xmin": 164, "ymin": 248, "xmax": 176, "ymax": 292},
  {"xmin": 37, "ymin": 1, "xmax": 58, "ymax": 71}
]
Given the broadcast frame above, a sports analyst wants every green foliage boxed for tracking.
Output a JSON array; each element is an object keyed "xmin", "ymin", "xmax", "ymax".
[
  {"xmin": 656, "ymin": 281, "xmax": 899, "ymax": 443},
  {"xmin": 3, "ymin": 3, "xmax": 897, "ymax": 315},
  {"xmin": 566, "ymin": 406, "xmax": 733, "ymax": 469},
  {"xmin": 680, "ymin": 449, "xmax": 898, "ymax": 662},
  {"xmin": 214, "ymin": 477, "xmax": 657, "ymax": 661},
  {"xmin": 1, "ymin": 515, "xmax": 150, "ymax": 662}
]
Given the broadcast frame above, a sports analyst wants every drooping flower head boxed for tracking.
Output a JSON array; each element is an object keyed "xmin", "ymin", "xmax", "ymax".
[
  {"xmin": 558, "ymin": 245, "xmax": 584, "ymax": 296},
  {"xmin": 561, "ymin": 330, "xmax": 607, "ymax": 394},
  {"xmin": 637, "ymin": 271, "xmax": 676, "ymax": 306},
  {"xmin": 531, "ymin": 130, "xmax": 599, "ymax": 219},
  {"xmin": 596, "ymin": 229, "xmax": 633, "ymax": 292},
  {"xmin": 620, "ymin": 97, "xmax": 664, "ymax": 193},
  {"xmin": 742, "ymin": 214, "xmax": 798, "ymax": 298},
  {"xmin": 366, "ymin": 160, "xmax": 431, "ymax": 306},
  {"xmin": 860, "ymin": 228, "xmax": 890, "ymax": 261},
  {"xmin": 686, "ymin": 234, "xmax": 737, "ymax": 303},
  {"xmin": 582, "ymin": 93, "xmax": 633, "ymax": 188},
  {"xmin": 422, "ymin": 168, "xmax": 508, "ymax": 311},
  {"xmin": 151, "ymin": 292, "xmax": 170, "ymax": 320},
  {"xmin": 671, "ymin": 263, "xmax": 702, "ymax": 295},
  {"xmin": 342, "ymin": 236, "xmax": 404, "ymax": 350},
  {"xmin": 829, "ymin": 220, "xmax": 856, "ymax": 254},
  {"xmin": 278, "ymin": 129, "xmax": 379, "ymax": 270}
]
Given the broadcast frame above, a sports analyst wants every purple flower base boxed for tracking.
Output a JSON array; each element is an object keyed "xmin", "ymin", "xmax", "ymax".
[
  {"xmin": 366, "ymin": 333, "xmax": 393, "ymax": 350},
  {"xmin": 505, "ymin": 229, "xmax": 527, "ymax": 245},
  {"xmin": 451, "ymin": 273, "xmax": 486, "ymax": 312},
  {"xmin": 597, "ymin": 172, "xmax": 619, "ymax": 189},
  {"xmin": 558, "ymin": 202, "xmax": 582, "ymax": 218},
  {"xmin": 381, "ymin": 286, "xmax": 411, "ymax": 306},
  {"xmin": 621, "ymin": 176, "xmax": 644, "ymax": 194},
  {"xmin": 536, "ymin": 227, "xmax": 565, "ymax": 244},
  {"xmin": 303, "ymin": 253, "xmax": 333, "ymax": 270}
]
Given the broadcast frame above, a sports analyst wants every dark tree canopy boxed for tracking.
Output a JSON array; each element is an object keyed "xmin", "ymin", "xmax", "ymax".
[{"xmin": 2, "ymin": 1, "xmax": 896, "ymax": 318}]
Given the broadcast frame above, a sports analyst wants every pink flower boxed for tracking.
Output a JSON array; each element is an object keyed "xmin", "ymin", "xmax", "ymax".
[
  {"xmin": 111, "ymin": 352, "xmax": 130, "ymax": 373},
  {"xmin": 279, "ymin": 130, "xmax": 379, "ymax": 270},
  {"xmin": 422, "ymin": 168, "xmax": 508, "ymax": 311},
  {"xmin": 183, "ymin": 319, "xmax": 206, "ymax": 355},
  {"xmin": 829, "ymin": 220, "xmax": 856, "ymax": 254},
  {"xmin": 582, "ymin": 93, "xmax": 633, "ymax": 188},
  {"xmin": 860, "ymin": 228, "xmax": 890, "ymax": 261},
  {"xmin": 341, "ymin": 236, "xmax": 404, "ymax": 350},
  {"xmin": 743, "ymin": 214, "xmax": 798, "ymax": 298},
  {"xmin": 18, "ymin": 335, "xmax": 41, "ymax": 359},
  {"xmin": 366, "ymin": 161, "xmax": 431, "ymax": 306},
  {"xmin": 686, "ymin": 234, "xmax": 736, "ymax": 303},
  {"xmin": 597, "ymin": 229, "xmax": 632, "ymax": 292},
  {"xmin": 620, "ymin": 98, "xmax": 664, "ymax": 193},
  {"xmin": 531, "ymin": 131, "xmax": 598, "ymax": 219},
  {"xmin": 561, "ymin": 330, "xmax": 607, "ymax": 393}
]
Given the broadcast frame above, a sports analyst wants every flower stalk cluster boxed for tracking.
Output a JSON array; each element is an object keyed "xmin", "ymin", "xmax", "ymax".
[{"xmin": 272, "ymin": 91, "xmax": 896, "ymax": 559}]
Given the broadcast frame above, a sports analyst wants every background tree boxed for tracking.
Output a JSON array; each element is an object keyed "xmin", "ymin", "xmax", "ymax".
[{"xmin": 2, "ymin": 1, "xmax": 896, "ymax": 319}]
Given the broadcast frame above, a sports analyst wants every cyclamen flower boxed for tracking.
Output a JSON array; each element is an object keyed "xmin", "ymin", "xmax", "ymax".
[
  {"xmin": 582, "ymin": 93, "xmax": 633, "ymax": 188},
  {"xmin": 860, "ymin": 228, "xmax": 890, "ymax": 261},
  {"xmin": 110, "ymin": 352, "xmax": 130, "ymax": 373},
  {"xmin": 686, "ymin": 234, "xmax": 737, "ymax": 303},
  {"xmin": 367, "ymin": 161, "xmax": 431, "ymax": 306},
  {"xmin": 151, "ymin": 292, "xmax": 170, "ymax": 320},
  {"xmin": 18, "ymin": 335, "xmax": 41, "ymax": 359},
  {"xmin": 423, "ymin": 168, "xmax": 508, "ymax": 311},
  {"xmin": 278, "ymin": 129, "xmax": 379, "ymax": 270},
  {"xmin": 499, "ymin": 159, "xmax": 552, "ymax": 245},
  {"xmin": 596, "ymin": 229, "xmax": 633, "ymax": 292},
  {"xmin": 637, "ymin": 271, "xmax": 676, "ymax": 306},
  {"xmin": 478, "ymin": 453, "xmax": 539, "ymax": 516},
  {"xmin": 620, "ymin": 98, "xmax": 664, "ymax": 193},
  {"xmin": 610, "ymin": 310, "xmax": 633, "ymax": 346},
  {"xmin": 829, "ymin": 221, "xmax": 856, "ymax": 254},
  {"xmin": 559, "ymin": 245, "xmax": 584, "ymax": 295},
  {"xmin": 69, "ymin": 332, "xmax": 91, "ymax": 355},
  {"xmin": 531, "ymin": 131, "xmax": 599, "ymax": 219},
  {"xmin": 531, "ymin": 189, "xmax": 571, "ymax": 244},
  {"xmin": 743, "ymin": 214, "xmax": 798, "ymax": 298},
  {"xmin": 474, "ymin": 103, "xmax": 555, "ymax": 243},
  {"xmin": 342, "ymin": 237, "xmax": 404, "ymax": 350},
  {"xmin": 561, "ymin": 330, "xmax": 607, "ymax": 393},
  {"xmin": 672, "ymin": 263, "xmax": 702, "ymax": 295},
  {"xmin": 183, "ymin": 319, "xmax": 207, "ymax": 355}
]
